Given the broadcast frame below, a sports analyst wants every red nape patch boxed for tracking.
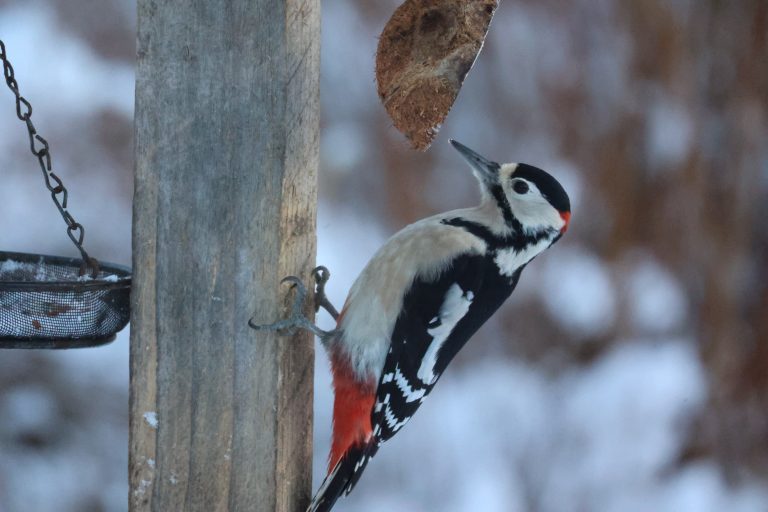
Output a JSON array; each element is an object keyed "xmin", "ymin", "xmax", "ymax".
[
  {"xmin": 328, "ymin": 350, "xmax": 376, "ymax": 473},
  {"xmin": 560, "ymin": 211, "xmax": 571, "ymax": 233}
]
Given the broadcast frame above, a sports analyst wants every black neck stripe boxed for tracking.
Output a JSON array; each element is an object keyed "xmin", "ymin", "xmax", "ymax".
[
  {"xmin": 441, "ymin": 217, "xmax": 556, "ymax": 252},
  {"xmin": 441, "ymin": 218, "xmax": 504, "ymax": 248},
  {"xmin": 489, "ymin": 184, "xmax": 521, "ymax": 232}
]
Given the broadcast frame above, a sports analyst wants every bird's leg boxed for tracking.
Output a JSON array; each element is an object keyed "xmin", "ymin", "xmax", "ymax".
[
  {"xmin": 312, "ymin": 266, "xmax": 340, "ymax": 321},
  {"xmin": 248, "ymin": 271, "xmax": 338, "ymax": 343}
]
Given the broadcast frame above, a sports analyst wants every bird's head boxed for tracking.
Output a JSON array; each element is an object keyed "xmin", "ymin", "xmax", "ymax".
[{"xmin": 450, "ymin": 139, "xmax": 571, "ymax": 236}]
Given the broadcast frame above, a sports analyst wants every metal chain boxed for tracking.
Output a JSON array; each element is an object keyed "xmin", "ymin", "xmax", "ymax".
[{"xmin": 0, "ymin": 39, "xmax": 98, "ymax": 277}]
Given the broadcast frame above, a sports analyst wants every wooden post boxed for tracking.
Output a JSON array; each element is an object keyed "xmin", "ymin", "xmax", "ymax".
[{"xmin": 129, "ymin": 1, "xmax": 319, "ymax": 511}]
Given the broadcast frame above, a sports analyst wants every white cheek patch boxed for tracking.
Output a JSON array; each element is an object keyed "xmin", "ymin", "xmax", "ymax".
[
  {"xmin": 417, "ymin": 283, "xmax": 473, "ymax": 384},
  {"xmin": 494, "ymin": 237, "xmax": 553, "ymax": 277},
  {"xmin": 512, "ymin": 202, "xmax": 562, "ymax": 233},
  {"xmin": 506, "ymin": 179, "xmax": 565, "ymax": 234}
]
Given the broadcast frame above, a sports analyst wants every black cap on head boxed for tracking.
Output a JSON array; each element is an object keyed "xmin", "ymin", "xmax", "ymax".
[{"xmin": 514, "ymin": 163, "xmax": 571, "ymax": 214}]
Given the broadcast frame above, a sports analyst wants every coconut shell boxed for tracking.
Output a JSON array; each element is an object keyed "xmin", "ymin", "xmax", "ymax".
[{"xmin": 376, "ymin": 0, "xmax": 498, "ymax": 151}]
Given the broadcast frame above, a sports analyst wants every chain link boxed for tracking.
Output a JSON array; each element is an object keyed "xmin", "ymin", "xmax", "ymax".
[{"xmin": 0, "ymin": 39, "xmax": 98, "ymax": 277}]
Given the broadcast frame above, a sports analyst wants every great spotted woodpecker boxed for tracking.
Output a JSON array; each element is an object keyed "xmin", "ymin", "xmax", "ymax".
[{"xmin": 252, "ymin": 140, "xmax": 570, "ymax": 512}]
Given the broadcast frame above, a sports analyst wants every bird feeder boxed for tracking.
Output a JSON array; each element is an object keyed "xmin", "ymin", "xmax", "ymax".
[{"xmin": 0, "ymin": 40, "xmax": 131, "ymax": 349}]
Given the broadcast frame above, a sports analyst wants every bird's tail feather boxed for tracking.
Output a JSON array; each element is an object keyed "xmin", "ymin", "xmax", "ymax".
[{"xmin": 307, "ymin": 440, "xmax": 379, "ymax": 512}]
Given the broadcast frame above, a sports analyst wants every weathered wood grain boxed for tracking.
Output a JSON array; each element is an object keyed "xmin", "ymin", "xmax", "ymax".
[{"xmin": 130, "ymin": 1, "xmax": 319, "ymax": 510}]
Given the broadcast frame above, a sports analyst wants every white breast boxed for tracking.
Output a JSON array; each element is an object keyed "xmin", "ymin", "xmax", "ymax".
[{"xmin": 493, "ymin": 236, "xmax": 554, "ymax": 277}]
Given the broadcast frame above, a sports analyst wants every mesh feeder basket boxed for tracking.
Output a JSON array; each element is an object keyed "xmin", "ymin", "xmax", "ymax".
[
  {"xmin": 0, "ymin": 41, "xmax": 132, "ymax": 349},
  {"xmin": 0, "ymin": 251, "xmax": 131, "ymax": 348}
]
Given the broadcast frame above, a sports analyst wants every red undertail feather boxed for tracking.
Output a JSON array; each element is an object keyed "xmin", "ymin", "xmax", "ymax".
[
  {"xmin": 328, "ymin": 348, "xmax": 376, "ymax": 472},
  {"xmin": 308, "ymin": 323, "xmax": 378, "ymax": 512}
]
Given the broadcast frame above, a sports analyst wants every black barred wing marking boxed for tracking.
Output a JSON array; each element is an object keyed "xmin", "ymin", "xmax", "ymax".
[{"xmin": 371, "ymin": 253, "xmax": 520, "ymax": 443}]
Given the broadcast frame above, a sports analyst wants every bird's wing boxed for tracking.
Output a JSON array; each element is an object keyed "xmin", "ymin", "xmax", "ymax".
[
  {"xmin": 308, "ymin": 252, "xmax": 523, "ymax": 510},
  {"xmin": 371, "ymin": 252, "xmax": 520, "ymax": 444}
]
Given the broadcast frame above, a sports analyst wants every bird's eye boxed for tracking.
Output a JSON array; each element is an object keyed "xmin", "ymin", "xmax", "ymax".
[{"xmin": 513, "ymin": 180, "xmax": 529, "ymax": 194}]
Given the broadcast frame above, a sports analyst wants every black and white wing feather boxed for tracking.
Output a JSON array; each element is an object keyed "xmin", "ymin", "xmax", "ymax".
[{"xmin": 371, "ymin": 252, "xmax": 522, "ymax": 443}]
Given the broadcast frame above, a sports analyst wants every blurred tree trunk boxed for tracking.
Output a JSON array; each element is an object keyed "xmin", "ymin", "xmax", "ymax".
[
  {"xmin": 687, "ymin": 0, "xmax": 768, "ymax": 479},
  {"xmin": 610, "ymin": 0, "xmax": 768, "ymax": 479},
  {"xmin": 130, "ymin": 1, "xmax": 319, "ymax": 510}
]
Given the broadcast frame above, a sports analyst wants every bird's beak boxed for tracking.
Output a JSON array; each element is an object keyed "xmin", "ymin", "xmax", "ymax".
[{"xmin": 449, "ymin": 139, "xmax": 499, "ymax": 185}]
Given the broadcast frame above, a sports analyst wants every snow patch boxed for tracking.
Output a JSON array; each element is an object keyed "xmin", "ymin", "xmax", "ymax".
[
  {"xmin": 133, "ymin": 479, "xmax": 151, "ymax": 497},
  {"xmin": 0, "ymin": 386, "xmax": 57, "ymax": 435},
  {"xmin": 0, "ymin": 259, "xmax": 32, "ymax": 277},
  {"xmin": 143, "ymin": 412, "xmax": 158, "ymax": 429},
  {"xmin": 646, "ymin": 92, "xmax": 694, "ymax": 171},
  {"xmin": 315, "ymin": 203, "xmax": 387, "ymax": 332},
  {"xmin": 0, "ymin": 4, "xmax": 134, "ymax": 121},
  {"xmin": 624, "ymin": 255, "xmax": 688, "ymax": 334},
  {"xmin": 322, "ymin": 122, "xmax": 369, "ymax": 173},
  {"xmin": 0, "ymin": 259, "xmax": 60, "ymax": 281},
  {"xmin": 539, "ymin": 245, "xmax": 617, "ymax": 337}
]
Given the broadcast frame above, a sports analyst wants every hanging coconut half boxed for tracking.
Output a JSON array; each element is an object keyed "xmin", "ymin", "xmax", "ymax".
[{"xmin": 376, "ymin": 0, "xmax": 499, "ymax": 151}]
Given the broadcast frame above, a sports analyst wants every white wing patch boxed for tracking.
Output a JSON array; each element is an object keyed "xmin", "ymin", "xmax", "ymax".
[
  {"xmin": 494, "ymin": 237, "xmax": 553, "ymax": 277},
  {"xmin": 417, "ymin": 283, "xmax": 474, "ymax": 384}
]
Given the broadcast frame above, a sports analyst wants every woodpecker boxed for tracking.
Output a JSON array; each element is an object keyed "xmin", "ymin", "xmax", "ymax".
[{"xmin": 251, "ymin": 140, "xmax": 570, "ymax": 512}]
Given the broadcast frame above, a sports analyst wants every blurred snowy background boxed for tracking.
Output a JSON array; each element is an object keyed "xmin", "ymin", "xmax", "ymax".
[{"xmin": 1, "ymin": 0, "xmax": 767, "ymax": 510}]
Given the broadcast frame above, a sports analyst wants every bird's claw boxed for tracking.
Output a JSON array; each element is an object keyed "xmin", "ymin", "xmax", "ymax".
[
  {"xmin": 280, "ymin": 275, "xmax": 308, "ymax": 318},
  {"xmin": 249, "ymin": 270, "xmax": 337, "ymax": 342},
  {"xmin": 312, "ymin": 265, "xmax": 340, "ymax": 320}
]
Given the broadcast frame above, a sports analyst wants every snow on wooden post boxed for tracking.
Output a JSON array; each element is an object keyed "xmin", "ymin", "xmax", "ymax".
[{"xmin": 130, "ymin": 1, "xmax": 319, "ymax": 510}]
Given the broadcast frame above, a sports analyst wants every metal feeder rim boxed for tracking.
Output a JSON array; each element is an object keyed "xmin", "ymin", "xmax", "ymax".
[
  {"xmin": 0, "ymin": 334, "xmax": 116, "ymax": 349},
  {"xmin": 0, "ymin": 250, "xmax": 132, "ymax": 289}
]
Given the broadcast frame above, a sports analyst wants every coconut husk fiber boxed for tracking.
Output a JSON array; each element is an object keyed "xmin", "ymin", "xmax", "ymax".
[{"xmin": 376, "ymin": 0, "xmax": 499, "ymax": 150}]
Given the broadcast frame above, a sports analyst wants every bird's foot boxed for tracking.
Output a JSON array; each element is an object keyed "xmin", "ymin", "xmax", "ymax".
[
  {"xmin": 312, "ymin": 266, "xmax": 340, "ymax": 320},
  {"xmin": 249, "ymin": 267, "xmax": 339, "ymax": 343}
]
